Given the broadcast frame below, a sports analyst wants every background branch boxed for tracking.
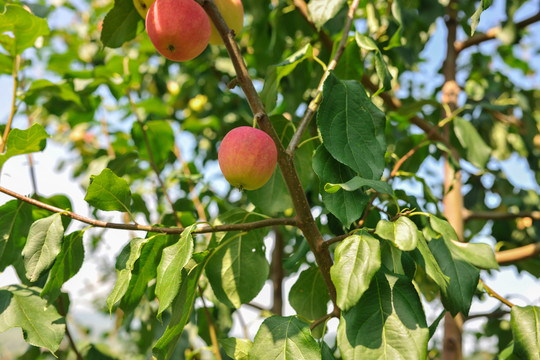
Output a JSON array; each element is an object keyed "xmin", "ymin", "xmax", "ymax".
[
  {"xmin": 463, "ymin": 209, "xmax": 540, "ymax": 222},
  {"xmin": 0, "ymin": 185, "xmax": 297, "ymax": 234},
  {"xmin": 496, "ymin": 243, "xmax": 540, "ymax": 264},
  {"xmin": 291, "ymin": 0, "xmax": 334, "ymax": 50},
  {"xmin": 455, "ymin": 11, "xmax": 540, "ymax": 53}
]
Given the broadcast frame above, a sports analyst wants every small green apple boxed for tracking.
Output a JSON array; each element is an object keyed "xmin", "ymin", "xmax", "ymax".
[
  {"xmin": 146, "ymin": 0, "xmax": 211, "ymax": 61},
  {"xmin": 209, "ymin": 0, "xmax": 244, "ymax": 45},
  {"xmin": 218, "ymin": 126, "xmax": 278, "ymax": 190}
]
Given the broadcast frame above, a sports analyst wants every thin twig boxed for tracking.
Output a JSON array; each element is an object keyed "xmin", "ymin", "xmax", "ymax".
[
  {"xmin": 455, "ymin": 11, "xmax": 540, "ymax": 53},
  {"xmin": 198, "ymin": 287, "xmax": 222, "ymax": 360},
  {"xmin": 323, "ymin": 234, "xmax": 350, "ymax": 248},
  {"xmin": 286, "ymin": 0, "xmax": 361, "ymax": 156},
  {"xmin": 0, "ymin": 185, "xmax": 297, "ymax": 234},
  {"xmin": 466, "ymin": 308, "xmax": 510, "ymax": 321},
  {"xmin": 57, "ymin": 296, "xmax": 83, "ymax": 360},
  {"xmin": 463, "ymin": 209, "xmax": 540, "ymax": 222},
  {"xmin": 1, "ymin": 55, "xmax": 21, "ymax": 153},
  {"xmin": 479, "ymin": 279, "xmax": 514, "ymax": 308},
  {"xmin": 310, "ymin": 313, "xmax": 332, "ymax": 331},
  {"xmin": 389, "ymin": 139, "xmax": 429, "ymax": 178},
  {"xmin": 126, "ymin": 91, "xmax": 182, "ymax": 227},
  {"xmin": 100, "ymin": 116, "xmax": 116, "ymax": 159}
]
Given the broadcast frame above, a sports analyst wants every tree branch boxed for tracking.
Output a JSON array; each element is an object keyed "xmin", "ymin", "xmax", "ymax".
[
  {"xmin": 465, "ymin": 308, "xmax": 510, "ymax": 321},
  {"xmin": 496, "ymin": 243, "xmax": 540, "ymax": 265},
  {"xmin": 291, "ymin": 0, "xmax": 334, "ymax": 51},
  {"xmin": 479, "ymin": 279, "xmax": 514, "ymax": 308},
  {"xmin": 287, "ymin": 0, "xmax": 361, "ymax": 156},
  {"xmin": 0, "ymin": 185, "xmax": 297, "ymax": 234},
  {"xmin": 1, "ymin": 55, "xmax": 20, "ymax": 154},
  {"xmin": 455, "ymin": 11, "xmax": 540, "ymax": 53},
  {"xmin": 463, "ymin": 209, "xmax": 540, "ymax": 222},
  {"xmin": 198, "ymin": 287, "xmax": 222, "ymax": 360},
  {"xmin": 196, "ymin": 0, "xmax": 338, "ymax": 307}
]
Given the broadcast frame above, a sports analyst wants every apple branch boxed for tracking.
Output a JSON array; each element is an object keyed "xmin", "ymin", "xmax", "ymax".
[
  {"xmin": 1, "ymin": 55, "xmax": 21, "ymax": 154},
  {"xmin": 287, "ymin": 0, "xmax": 361, "ymax": 156},
  {"xmin": 479, "ymin": 279, "xmax": 514, "ymax": 308},
  {"xmin": 455, "ymin": 11, "xmax": 540, "ymax": 53},
  {"xmin": 496, "ymin": 243, "xmax": 540, "ymax": 265},
  {"xmin": 0, "ymin": 185, "xmax": 297, "ymax": 234},
  {"xmin": 463, "ymin": 209, "xmax": 540, "ymax": 222},
  {"xmin": 197, "ymin": 0, "xmax": 338, "ymax": 306}
]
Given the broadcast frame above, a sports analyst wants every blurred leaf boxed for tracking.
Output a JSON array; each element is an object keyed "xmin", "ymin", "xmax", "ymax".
[
  {"xmin": 156, "ymin": 225, "xmax": 195, "ymax": 316},
  {"xmin": 261, "ymin": 44, "xmax": 314, "ymax": 112},
  {"xmin": 454, "ymin": 117, "xmax": 491, "ymax": 169},
  {"xmin": 153, "ymin": 251, "xmax": 210, "ymax": 360},
  {"xmin": 376, "ymin": 217, "xmax": 418, "ymax": 251},
  {"xmin": 84, "ymin": 168, "xmax": 132, "ymax": 213},
  {"xmin": 330, "ymin": 232, "xmax": 381, "ymax": 311},
  {"xmin": 337, "ymin": 271, "xmax": 428, "ymax": 359},
  {"xmin": 106, "ymin": 237, "xmax": 148, "ymax": 313},
  {"xmin": 220, "ymin": 338, "xmax": 252, "ymax": 360},
  {"xmin": 100, "ymin": 0, "xmax": 143, "ymax": 48},
  {"xmin": 313, "ymin": 145, "xmax": 369, "ymax": 227},
  {"xmin": 0, "ymin": 124, "xmax": 48, "ymax": 171},
  {"xmin": 0, "ymin": 285, "xmax": 64, "ymax": 354},
  {"xmin": 325, "ymin": 176, "xmax": 393, "ymax": 195},
  {"xmin": 307, "ymin": 0, "xmax": 346, "ymax": 30},
  {"xmin": 289, "ymin": 267, "xmax": 330, "ymax": 320},
  {"xmin": 41, "ymin": 231, "xmax": 85, "ymax": 301},
  {"xmin": 0, "ymin": 4, "xmax": 49, "ymax": 55},
  {"xmin": 250, "ymin": 316, "xmax": 321, "ymax": 359},
  {"xmin": 22, "ymin": 213, "xmax": 64, "ymax": 282},
  {"xmin": 131, "ymin": 120, "xmax": 175, "ymax": 171},
  {"xmin": 0, "ymin": 200, "xmax": 32, "ymax": 271},
  {"xmin": 317, "ymin": 72, "xmax": 386, "ymax": 179},
  {"xmin": 0, "ymin": 53, "xmax": 11, "ymax": 74},
  {"xmin": 511, "ymin": 305, "xmax": 540, "ymax": 360},
  {"xmin": 471, "ymin": 0, "xmax": 493, "ymax": 35},
  {"xmin": 355, "ymin": 33, "xmax": 392, "ymax": 93}
]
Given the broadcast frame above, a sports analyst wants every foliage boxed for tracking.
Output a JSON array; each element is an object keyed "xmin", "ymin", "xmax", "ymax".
[{"xmin": 0, "ymin": 0, "xmax": 539, "ymax": 359}]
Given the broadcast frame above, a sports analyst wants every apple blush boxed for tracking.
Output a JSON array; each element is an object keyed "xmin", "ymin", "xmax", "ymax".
[{"xmin": 218, "ymin": 126, "xmax": 278, "ymax": 191}]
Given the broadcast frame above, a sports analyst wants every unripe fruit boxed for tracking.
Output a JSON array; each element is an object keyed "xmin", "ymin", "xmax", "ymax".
[
  {"xmin": 133, "ymin": 0, "xmax": 155, "ymax": 18},
  {"xmin": 146, "ymin": 0, "xmax": 211, "ymax": 62},
  {"xmin": 218, "ymin": 126, "xmax": 278, "ymax": 190},
  {"xmin": 209, "ymin": 0, "xmax": 244, "ymax": 45}
]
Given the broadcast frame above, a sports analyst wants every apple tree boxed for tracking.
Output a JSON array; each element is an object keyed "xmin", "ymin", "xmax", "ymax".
[{"xmin": 0, "ymin": 0, "xmax": 539, "ymax": 359}]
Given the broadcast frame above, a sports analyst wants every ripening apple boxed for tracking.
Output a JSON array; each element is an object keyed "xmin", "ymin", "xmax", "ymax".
[
  {"xmin": 209, "ymin": 0, "xmax": 244, "ymax": 45},
  {"xmin": 133, "ymin": 0, "xmax": 155, "ymax": 18},
  {"xmin": 218, "ymin": 126, "xmax": 278, "ymax": 190},
  {"xmin": 146, "ymin": 0, "xmax": 211, "ymax": 61}
]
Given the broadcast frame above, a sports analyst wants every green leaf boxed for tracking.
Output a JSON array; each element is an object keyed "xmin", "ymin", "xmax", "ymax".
[
  {"xmin": 0, "ymin": 53, "xmax": 12, "ymax": 75},
  {"xmin": 153, "ymin": 251, "xmax": 210, "ymax": 360},
  {"xmin": 429, "ymin": 215, "xmax": 498, "ymax": 270},
  {"xmin": 429, "ymin": 310, "xmax": 446, "ymax": 340},
  {"xmin": 355, "ymin": 33, "xmax": 379, "ymax": 51},
  {"xmin": 206, "ymin": 229, "xmax": 269, "ymax": 308},
  {"xmin": 428, "ymin": 236, "xmax": 479, "ymax": 316},
  {"xmin": 0, "ymin": 200, "xmax": 33, "ymax": 271},
  {"xmin": 106, "ymin": 237, "xmax": 148, "ymax": 313},
  {"xmin": 0, "ymin": 124, "xmax": 48, "ymax": 171},
  {"xmin": 120, "ymin": 233, "xmax": 173, "ymax": 314},
  {"xmin": 511, "ymin": 306, "xmax": 540, "ymax": 360},
  {"xmin": 289, "ymin": 267, "xmax": 330, "ymax": 321},
  {"xmin": 471, "ymin": 0, "xmax": 493, "ymax": 35},
  {"xmin": 337, "ymin": 271, "xmax": 429, "ymax": 359},
  {"xmin": 131, "ymin": 120, "xmax": 175, "ymax": 171},
  {"xmin": 156, "ymin": 225, "xmax": 196, "ymax": 316},
  {"xmin": 313, "ymin": 145, "xmax": 369, "ymax": 227},
  {"xmin": 249, "ymin": 316, "xmax": 322, "ymax": 359},
  {"xmin": 41, "ymin": 231, "xmax": 85, "ymax": 300},
  {"xmin": 355, "ymin": 33, "xmax": 392, "ymax": 93},
  {"xmin": 220, "ymin": 338, "xmax": 252, "ymax": 360},
  {"xmin": 317, "ymin": 72, "xmax": 386, "ymax": 180},
  {"xmin": 84, "ymin": 168, "xmax": 132, "ymax": 213},
  {"xmin": 21, "ymin": 213, "xmax": 64, "ymax": 282},
  {"xmin": 307, "ymin": 0, "xmax": 346, "ymax": 30},
  {"xmin": 373, "ymin": 52, "xmax": 393, "ymax": 94},
  {"xmin": 0, "ymin": 4, "xmax": 49, "ymax": 55},
  {"xmin": 453, "ymin": 117, "xmax": 491, "ymax": 168},
  {"xmin": 384, "ymin": 0, "xmax": 403, "ymax": 50},
  {"xmin": 375, "ymin": 217, "xmax": 418, "ymax": 251},
  {"xmin": 261, "ymin": 44, "xmax": 314, "ymax": 112},
  {"xmin": 100, "ymin": 0, "xmax": 142, "ymax": 48},
  {"xmin": 330, "ymin": 233, "xmax": 381, "ymax": 311},
  {"xmin": 0, "ymin": 285, "xmax": 65, "ymax": 354},
  {"xmin": 325, "ymin": 176, "xmax": 393, "ymax": 195}
]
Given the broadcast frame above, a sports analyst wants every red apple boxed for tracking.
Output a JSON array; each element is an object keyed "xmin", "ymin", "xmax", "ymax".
[
  {"xmin": 218, "ymin": 126, "xmax": 278, "ymax": 190},
  {"xmin": 209, "ymin": 0, "xmax": 244, "ymax": 45},
  {"xmin": 146, "ymin": 0, "xmax": 211, "ymax": 62}
]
